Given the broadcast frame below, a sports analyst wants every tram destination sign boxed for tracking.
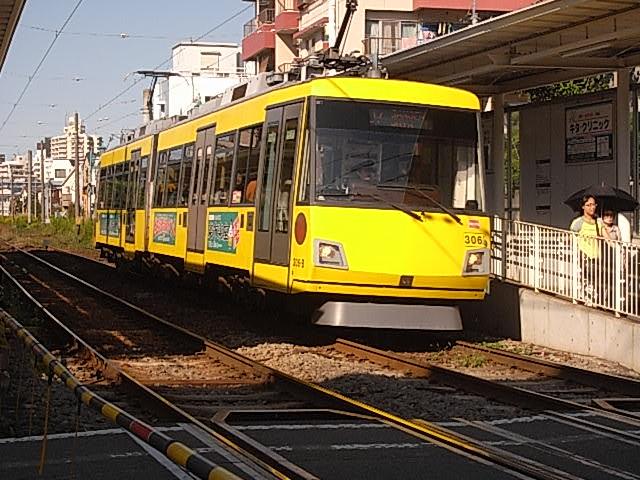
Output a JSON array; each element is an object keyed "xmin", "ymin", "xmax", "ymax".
[{"xmin": 565, "ymin": 102, "xmax": 613, "ymax": 164}]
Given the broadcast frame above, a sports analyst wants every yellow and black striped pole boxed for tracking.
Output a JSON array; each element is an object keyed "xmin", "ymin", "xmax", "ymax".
[{"xmin": 1, "ymin": 310, "xmax": 243, "ymax": 480}]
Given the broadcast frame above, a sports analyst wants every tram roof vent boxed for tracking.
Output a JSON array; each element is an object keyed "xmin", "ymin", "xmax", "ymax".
[
  {"xmin": 134, "ymin": 115, "xmax": 187, "ymax": 139},
  {"xmin": 187, "ymin": 96, "xmax": 222, "ymax": 118}
]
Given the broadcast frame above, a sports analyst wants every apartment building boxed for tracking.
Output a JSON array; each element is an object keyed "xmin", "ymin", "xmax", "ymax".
[
  {"xmin": 50, "ymin": 116, "xmax": 102, "ymax": 161},
  {"xmin": 152, "ymin": 42, "xmax": 255, "ymax": 119},
  {"xmin": 242, "ymin": 0, "xmax": 536, "ymax": 73}
]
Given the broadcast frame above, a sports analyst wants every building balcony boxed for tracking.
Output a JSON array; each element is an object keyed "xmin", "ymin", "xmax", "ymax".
[
  {"xmin": 275, "ymin": 0, "xmax": 299, "ymax": 34},
  {"xmin": 413, "ymin": 0, "xmax": 535, "ymax": 11},
  {"xmin": 242, "ymin": 8, "xmax": 276, "ymax": 61}
]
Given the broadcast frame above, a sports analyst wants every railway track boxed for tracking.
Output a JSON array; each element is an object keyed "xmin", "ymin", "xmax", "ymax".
[
  {"xmin": 329, "ymin": 338, "xmax": 640, "ymax": 436},
  {"xmin": 0, "ymin": 244, "xmax": 613, "ymax": 480}
]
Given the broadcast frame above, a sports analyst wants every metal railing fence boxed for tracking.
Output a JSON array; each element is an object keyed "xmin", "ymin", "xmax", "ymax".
[
  {"xmin": 277, "ymin": 0, "xmax": 296, "ymax": 11},
  {"xmin": 243, "ymin": 8, "xmax": 275, "ymax": 37},
  {"xmin": 491, "ymin": 217, "xmax": 639, "ymax": 318}
]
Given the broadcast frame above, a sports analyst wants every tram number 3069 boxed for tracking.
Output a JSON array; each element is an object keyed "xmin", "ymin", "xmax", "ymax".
[{"xmin": 464, "ymin": 233, "xmax": 485, "ymax": 247}]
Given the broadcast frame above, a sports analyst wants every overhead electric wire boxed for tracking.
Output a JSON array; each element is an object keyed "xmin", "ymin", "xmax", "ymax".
[
  {"xmin": 0, "ymin": 0, "xmax": 85, "ymax": 135},
  {"xmin": 85, "ymin": 4, "xmax": 252, "ymax": 121},
  {"xmin": 93, "ymin": 111, "xmax": 140, "ymax": 132},
  {"xmin": 24, "ymin": 25, "xmax": 175, "ymax": 40}
]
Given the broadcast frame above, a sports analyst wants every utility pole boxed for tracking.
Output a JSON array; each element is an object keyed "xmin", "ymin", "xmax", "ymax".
[
  {"xmin": 9, "ymin": 171, "xmax": 14, "ymax": 221},
  {"xmin": 27, "ymin": 150, "xmax": 32, "ymax": 224},
  {"xmin": 39, "ymin": 140, "xmax": 46, "ymax": 223},
  {"xmin": 471, "ymin": 0, "xmax": 479, "ymax": 24},
  {"xmin": 74, "ymin": 112, "xmax": 80, "ymax": 219}
]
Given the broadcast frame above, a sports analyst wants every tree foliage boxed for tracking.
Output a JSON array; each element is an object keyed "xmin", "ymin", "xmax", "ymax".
[{"xmin": 526, "ymin": 73, "xmax": 614, "ymax": 103}]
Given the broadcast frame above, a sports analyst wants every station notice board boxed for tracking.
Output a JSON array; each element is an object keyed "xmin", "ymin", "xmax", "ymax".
[{"xmin": 565, "ymin": 102, "xmax": 613, "ymax": 163}]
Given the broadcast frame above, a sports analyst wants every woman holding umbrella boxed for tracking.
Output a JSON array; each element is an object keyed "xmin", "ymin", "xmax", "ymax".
[
  {"xmin": 566, "ymin": 184, "xmax": 638, "ymax": 308},
  {"xmin": 568, "ymin": 195, "xmax": 605, "ymax": 305}
]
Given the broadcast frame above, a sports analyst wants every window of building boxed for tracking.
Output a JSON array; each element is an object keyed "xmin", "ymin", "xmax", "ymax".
[
  {"xmin": 210, "ymin": 133, "xmax": 236, "ymax": 205},
  {"xmin": 201, "ymin": 51, "xmax": 220, "ymax": 70},
  {"xmin": 365, "ymin": 19, "xmax": 418, "ymax": 54},
  {"xmin": 54, "ymin": 168, "xmax": 66, "ymax": 179}
]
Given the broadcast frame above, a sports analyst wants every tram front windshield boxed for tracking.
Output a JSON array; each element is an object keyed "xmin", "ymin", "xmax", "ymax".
[{"xmin": 314, "ymin": 99, "xmax": 482, "ymax": 211}]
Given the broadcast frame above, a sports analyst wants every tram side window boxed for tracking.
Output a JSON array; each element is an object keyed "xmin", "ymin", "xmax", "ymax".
[
  {"xmin": 105, "ymin": 166, "xmax": 114, "ymax": 209},
  {"xmin": 164, "ymin": 146, "xmax": 183, "ymax": 207},
  {"xmin": 258, "ymin": 124, "xmax": 279, "ymax": 232},
  {"xmin": 177, "ymin": 144, "xmax": 194, "ymax": 207},
  {"xmin": 232, "ymin": 125, "xmax": 262, "ymax": 205},
  {"xmin": 98, "ymin": 168, "xmax": 107, "ymax": 208},
  {"xmin": 128, "ymin": 151, "xmax": 141, "ymax": 209},
  {"xmin": 119, "ymin": 163, "xmax": 128, "ymax": 209},
  {"xmin": 210, "ymin": 133, "xmax": 236, "ymax": 205},
  {"xmin": 275, "ymin": 119, "xmax": 298, "ymax": 233},
  {"xmin": 297, "ymin": 128, "xmax": 310, "ymax": 204},
  {"xmin": 113, "ymin": 163, "xmax": 124, "ymax": 209},
  {"xmin": 201, "ymin": 144, "xmax": 213, "ymax": 205},
  {"xmin": 138, "ymin": 156, "xmax": 148, "ymax": 209},
  {"xmin": 111, "ymin": 165, "xmax": 119, "ymax": 209},
  {"xmin": 123, "ymin": 160, "xmax": 134, "ymax": 209},
  {"xmin": 154, "ymin": 151, "xmax": 168, "ymax": 207}
]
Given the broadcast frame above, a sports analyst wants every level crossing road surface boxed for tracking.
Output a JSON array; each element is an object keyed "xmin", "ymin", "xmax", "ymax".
[
  {"xmin": 3, "ymin": 410, "xmax": 640, "ymax": 479},
  {"xmin": 0, "ymin": 424, "xmax": 268, "ymax": 480}
]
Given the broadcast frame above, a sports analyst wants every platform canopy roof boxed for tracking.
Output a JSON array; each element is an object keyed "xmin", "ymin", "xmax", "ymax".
[
  {"xmin": 0, "ymin": 0, "xmax": 25, "ymax": 73},
  {"xmin": 382, "ymin": 0, "xmax": 640, "ymax": 95}
]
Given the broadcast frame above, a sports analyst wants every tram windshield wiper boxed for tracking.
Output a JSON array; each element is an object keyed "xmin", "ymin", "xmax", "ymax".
[
  {"xmin": 316, "ymin": 188, "xmax": 423, "ymax": 222},
  {"xmin": 376, "ymin": 183, "xmax": 463, "ymax": 225},
  {"xmin": 349, "ymin": 192, "xmax": 423, "ymax": 222}
]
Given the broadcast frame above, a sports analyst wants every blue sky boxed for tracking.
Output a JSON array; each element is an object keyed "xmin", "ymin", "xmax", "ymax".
[{"xmin": 0, "ymin": 0, "xmax": 253, "ymax": 155}]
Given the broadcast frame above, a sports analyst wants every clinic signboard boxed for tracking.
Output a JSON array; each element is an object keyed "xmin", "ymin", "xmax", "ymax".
[{"xmin": 565, "ymin": 102, "xmax": 613, "ymax": 163}]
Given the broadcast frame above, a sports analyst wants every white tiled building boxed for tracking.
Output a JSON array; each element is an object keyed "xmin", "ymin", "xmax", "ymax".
[{"xmin": 152, "ymin": 42, "xmax": 255, "ymax": 120}]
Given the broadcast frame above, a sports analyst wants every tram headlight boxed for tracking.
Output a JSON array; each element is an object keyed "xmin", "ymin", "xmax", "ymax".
[
  {"xmin": 463, "ymin": 249, "xmax": 489, "ymax": 276},
  {"xmin": 314, "ymin": 240, "xmax": 348, "ymax": 269}
]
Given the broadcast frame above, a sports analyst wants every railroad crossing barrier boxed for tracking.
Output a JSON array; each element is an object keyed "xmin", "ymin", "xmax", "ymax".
[{"xmin": 0, "ymin": 308, "xmax": 243, "ymax": 480}]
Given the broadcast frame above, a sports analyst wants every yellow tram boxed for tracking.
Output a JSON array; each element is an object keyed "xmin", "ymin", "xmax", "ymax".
[{"xmin": 95, "ymin": 76, "xmax": 490, "ymax": 330}]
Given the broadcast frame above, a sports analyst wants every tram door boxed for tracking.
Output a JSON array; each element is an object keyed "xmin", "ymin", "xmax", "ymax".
[
  {"xmin": 187, "ymin": 125, "xmax": 216, "ymax": 252},
  {"xmin": 254, "ymin": 103, "xmax": 301, "ymax": 266}
]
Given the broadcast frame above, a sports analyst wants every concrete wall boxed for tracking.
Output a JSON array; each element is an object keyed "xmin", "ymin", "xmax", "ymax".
[{"xmin": 464, "ymin": 281, "xmax": 640, "ymax": 372}]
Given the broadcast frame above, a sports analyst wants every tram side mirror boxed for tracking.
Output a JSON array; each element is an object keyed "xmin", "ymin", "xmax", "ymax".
[{"xmin": 465, "ymin": 200, "xmax": 479, "ymax": 210}]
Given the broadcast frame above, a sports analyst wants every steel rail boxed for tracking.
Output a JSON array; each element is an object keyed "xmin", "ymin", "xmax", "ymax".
[
  {"xmin": 334, "ymin": 338, "xmax": 640, "ymax": 429},
  {"xmin": 0, "ymin": 257, "xmax": 313, "ymax": 480},
  {"xmin": 0, "ymin": 309, "xmax": 244, "ymax": 480},
  {"xmin": 4, "ymin": 246, "xmax": 591, "ymax": 480},
  {"xmin": 455, "ymin": 341, "xmax": 640, "ymax": 397}
]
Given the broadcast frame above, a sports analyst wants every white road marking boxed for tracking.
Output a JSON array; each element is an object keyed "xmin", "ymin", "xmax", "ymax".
[
  {"xmin": 0, "ymin": 425, "xmax": 184, "ymax": 443},
  {"xmin": 126, "ymin": 430, "xmax": 196, "ymax": 479},
  {"xmin": 180, "ymin": 423, "xmax": 270, "ymax": 479},
  {"xmin": 235, "ymin": 422, "xmax": 388, "ymax": 431}
]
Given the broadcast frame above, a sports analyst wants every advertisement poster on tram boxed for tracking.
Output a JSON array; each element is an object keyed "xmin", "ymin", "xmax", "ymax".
[
  {"xmin": 565, "ymin": 102, "xmax": 613, "ymax": 163},
  {"xmin": 207, "ymin": 212, "xmax": 240, "ymax": 253},
  {"xmin": 100, "ymin": 212, "xmax": 120, "ymax": 237},
  {"xmin": 152, "ymin": 212, "xmax": 176, "ymax": 245},
  {"xmin": 99, "ymin": 213, "xmax": 108, "ymax": 236}
]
